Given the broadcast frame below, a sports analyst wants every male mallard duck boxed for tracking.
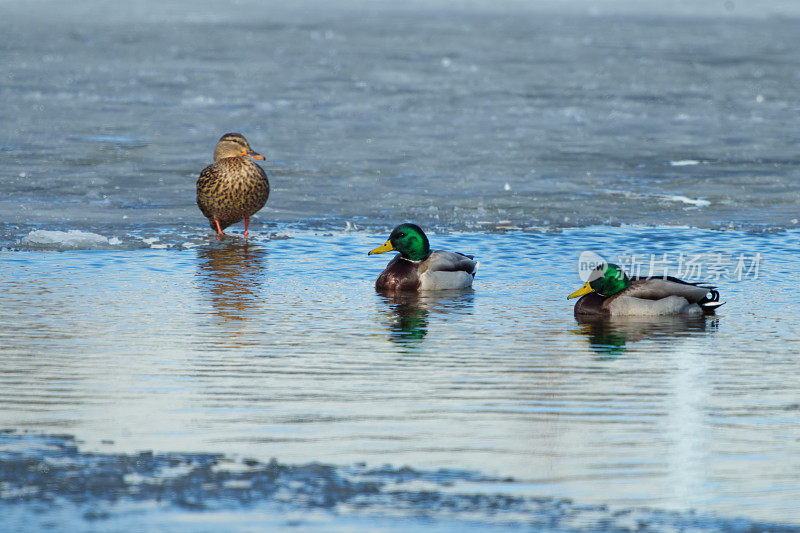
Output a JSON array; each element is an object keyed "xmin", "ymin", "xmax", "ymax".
[
  {"xmin": 568, "ymin": 263, "xmax": 724, "ymax": 316},
  {"xmin": 368, "ymin": 223, "xmax": 477, "ymax": 292},
  {"xmin": 196, "ymin": 133, "xmax": 269, "ymax": 237}
]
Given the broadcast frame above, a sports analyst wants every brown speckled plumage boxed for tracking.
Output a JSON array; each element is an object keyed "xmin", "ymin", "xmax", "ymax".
[{"xmin": 196, "ymin": 133, "xmax": 269, "ymax": 235}]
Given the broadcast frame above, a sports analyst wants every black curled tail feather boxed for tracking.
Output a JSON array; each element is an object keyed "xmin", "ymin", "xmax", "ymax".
[
  {"xmin": 700, "ymin": 289, "xmax": 720, "ymax": 304},
  {"xmin": 699, "ymin": 289, "xmax": 724, "ymax": 314}
]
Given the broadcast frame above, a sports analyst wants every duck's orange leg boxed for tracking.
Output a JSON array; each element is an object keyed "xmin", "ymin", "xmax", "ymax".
[
  {"xmin": 214, "ymin": 219, "xmax": 225, "ymax": 237},
  {"xmin": 244, "ymin": 217, "xmax": 249, "ymax": 238}
]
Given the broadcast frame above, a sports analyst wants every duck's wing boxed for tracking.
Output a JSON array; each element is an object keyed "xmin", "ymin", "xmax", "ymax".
[
  {"xmin": 628, "ymin": 276, "xmax": 725, "ymax": 313},
  {"xmin": 630, "ymin": 275, "xmax": 715, "ymax": 290},
  {"xmin": 419, "ymin": 251, "xmax": 477, "ymax": 290},
  {"xmin": 426, "ymin": 251, "xmax": 478, "ymax": 276},
  {"xmin": 196, "ymin": 163, "xmax": 221, "ymax": 218},
  {"xmin": 626, "ymin": 278, "xmax": 714, "ymax": 304}
]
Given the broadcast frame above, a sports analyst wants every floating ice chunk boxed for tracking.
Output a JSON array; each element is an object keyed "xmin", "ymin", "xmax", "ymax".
[
  {"xmin": 669, "ymin": 160, "xmax": 701, "ymax": 167},
  {"xmin": 182, "ymin": 95, "xmax": 216, "ymax": 106},
  {"xmin": 659, "ymin": 195, "xmax": 711, "ymax": 207},
  {"xmin": 19, "ymin": 230, "xmax": 124, "ymax": 250},
  {"xmin": 609, "ymin": 189, "xmax": 710, "ymax": 208}
]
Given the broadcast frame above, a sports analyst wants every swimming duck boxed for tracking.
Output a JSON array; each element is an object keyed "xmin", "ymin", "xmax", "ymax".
[
  {"xmin": 196, "ymin": 133, "xmax": 270, "ymax": 237},
  {"xmin": 368, "ymin": 223, "xmax": 477, "ymax": 292},
  {"xmin": 568, "ymin": 263, "xmax": 724, "ymax": 317}
]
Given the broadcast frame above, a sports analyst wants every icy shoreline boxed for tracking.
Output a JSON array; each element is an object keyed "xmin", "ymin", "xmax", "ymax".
[{"xmin": 2, "ymin": 431, "xmax": 796, "ymax": 532}]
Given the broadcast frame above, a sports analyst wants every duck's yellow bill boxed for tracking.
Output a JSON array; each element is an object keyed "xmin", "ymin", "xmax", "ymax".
[
  {"xmin": 247, "ymin": 150, "xmax": 265, "ymax": 160},
  {"xmin": 368, "ymin": 240, "xmax": 394, "ymax": 255},
  {"xmin": 567, "ymin": 282, "xmax": 595, "ymax": 299}
]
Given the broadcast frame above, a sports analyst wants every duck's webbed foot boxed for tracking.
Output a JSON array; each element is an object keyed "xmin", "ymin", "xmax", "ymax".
[{"xmin": 214, "ymin": 219, "xmax": 226, "ymax": 238}]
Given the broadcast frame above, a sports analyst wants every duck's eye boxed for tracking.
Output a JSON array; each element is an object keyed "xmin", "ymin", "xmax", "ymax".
[{"xmin": 399, "ymin": 232, "xmax": 406, "ymax": 237}]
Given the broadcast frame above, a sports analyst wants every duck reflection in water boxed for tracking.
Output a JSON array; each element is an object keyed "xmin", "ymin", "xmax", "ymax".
[
  {"xmin": 379, "ymin": 290, "xmax": 475, "ymax": 349},
  {"xmin": 574, "ymin": 314, "xmax": 719, "ymax": 358},
  {"xmin": 196, "ymin": 242, "xmax": 267, "ymax": 322}
]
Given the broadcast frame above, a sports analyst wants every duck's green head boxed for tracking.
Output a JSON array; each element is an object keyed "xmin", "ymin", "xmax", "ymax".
[
  {"xmin": 368, "ymin": 223, "xmax": 430, "ymax": 262},
  {"xmin": 568, "ymin": 263, "xmax": 631, "ymax": 299}
]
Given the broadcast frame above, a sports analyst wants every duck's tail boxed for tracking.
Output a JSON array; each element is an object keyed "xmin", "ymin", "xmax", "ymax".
[{"xmin": 699, "ymin": 289, "xmax": 725, "ymax": 314}]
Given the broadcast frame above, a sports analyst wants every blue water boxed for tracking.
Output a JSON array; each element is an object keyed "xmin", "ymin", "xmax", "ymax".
[{"xmin": 2, "ymin": 227, "xmax": 799, "ymax": 529}]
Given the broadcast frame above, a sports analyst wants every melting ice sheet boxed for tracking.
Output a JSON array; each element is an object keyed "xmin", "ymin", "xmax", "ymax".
[
  {"xmin": 2, "ymin": 1, "xmax": 800, "ymax": 233},
  {"xmin": 1, "ymin": 431, "xmax": 797, "ymax": 532},
  {"xmin": 19, "ymin": 229, "xmax": 126, "ymax": 250}
]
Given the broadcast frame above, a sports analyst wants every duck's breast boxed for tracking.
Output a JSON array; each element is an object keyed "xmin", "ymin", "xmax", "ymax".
[
  {"xmin": 222, "ymin": 158, "xmax": 269, "ymax": 208},
  {"xmin": 376, "ymin": 256, "xmax": 421, "ymax": 293},
  {"xmin": 196, "ymin": 158, "xmax": 269, "ymax": 223},
  {"xmin": 574, "ymin": 292, "xmax": 607, "ymax": 317}
]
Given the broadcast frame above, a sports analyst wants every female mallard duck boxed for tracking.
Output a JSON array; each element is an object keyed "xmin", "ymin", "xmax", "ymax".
[
  {"xmin": 196, "ymin": 133, "xmax": 269, "ymax": 237},
  {"xmin": 368, "ymin": 223, "xmax": 477, "ymax": 292},
  {"xmin": 568, "ymin": 263, "xmax": 724, "ymax": 317}
]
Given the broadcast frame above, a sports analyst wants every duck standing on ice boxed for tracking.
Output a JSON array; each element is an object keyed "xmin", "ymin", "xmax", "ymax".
[{"xmin": 196, "ymin": 133, "xmax": 269, "ymax": 238}]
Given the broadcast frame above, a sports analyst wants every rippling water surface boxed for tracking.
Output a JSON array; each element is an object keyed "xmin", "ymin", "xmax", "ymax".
[{"xmin": 2, "ymin": 228, "xmax": 799, "ymax": 528}]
